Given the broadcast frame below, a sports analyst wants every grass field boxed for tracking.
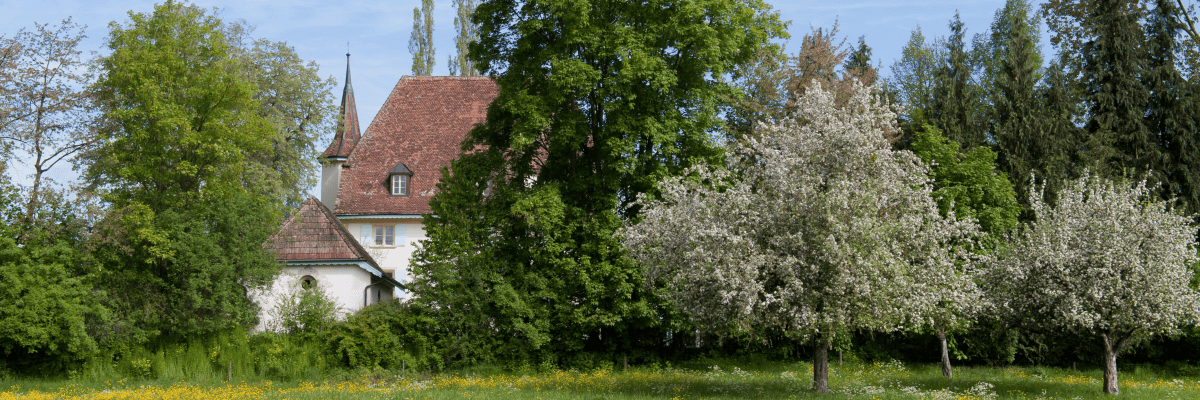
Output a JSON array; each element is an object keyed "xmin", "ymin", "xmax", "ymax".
[{"xmin": 3, "ymin": 359, "xmax": 1200, "ymax": 399}]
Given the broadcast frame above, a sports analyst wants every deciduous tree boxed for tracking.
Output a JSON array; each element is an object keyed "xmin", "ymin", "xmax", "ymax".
[
  {"xmin": 409, "ymin": 0, "xmax": 435, "ymax": 76},
  {"xmin": 414, "ymin": 0, "xmax": 785, "ymax": 367},
  {"xmin": 623, "ymin": 83, "xmax": 981, "ymax": 392},
  {"xmin": 83, "ymin": 0, "xmax": 280, "ymax": 342},
  {"xmin": 450, "ymin": 0, "xmax": 480, "ymax": 76},
  {"xmin": 988, "ymin": 172, "xmax": 1200, "ymax": 395}
]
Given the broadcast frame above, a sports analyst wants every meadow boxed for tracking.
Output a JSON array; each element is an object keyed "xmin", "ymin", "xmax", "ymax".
[{"xmin": 4, "ymin": 358, "xmax": 1200, "ymax": 399}]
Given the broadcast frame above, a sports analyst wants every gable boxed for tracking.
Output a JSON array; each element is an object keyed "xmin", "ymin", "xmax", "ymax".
[
  {"xmin": 267, "ymin": 197, "xmax": 380, "ymax": 271},
  {"xmin": 334, "ymin": 76, "xmax": 498, "ymax": 215}
]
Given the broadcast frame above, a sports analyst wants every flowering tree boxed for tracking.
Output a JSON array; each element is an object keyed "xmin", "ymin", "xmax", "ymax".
[
  {"xmin": 988, "ymin": 173, "xmax": 1200, "ymax": 395},
  {"xmin": 621, "ymin": 83, "xmax": 981, "ymax": 393}
]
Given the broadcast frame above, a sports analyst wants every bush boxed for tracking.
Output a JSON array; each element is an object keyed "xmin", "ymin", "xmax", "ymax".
[{"xmin": 325, "ymin": 300, "xmax": 441, "ymax": 371}]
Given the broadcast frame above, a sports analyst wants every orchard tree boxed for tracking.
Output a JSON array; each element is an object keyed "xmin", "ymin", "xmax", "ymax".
[
  {"xmin": 988, "ymin": 172, "xmax": 1200, "ymax": 395},
  {"xmin": 622, "ymin": 83, "xmax": 982, "ymax": 392},
  {"xmin": 413, "ymin": 0, "xmax": 785, "ymax": 366}
]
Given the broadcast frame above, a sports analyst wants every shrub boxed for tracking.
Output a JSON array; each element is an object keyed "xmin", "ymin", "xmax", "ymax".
[{"xmin": 325, "ymin": 300, "xmax": 441, "ymax": 371}]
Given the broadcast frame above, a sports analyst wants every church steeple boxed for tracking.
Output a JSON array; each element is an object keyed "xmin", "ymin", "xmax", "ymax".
[
  {"xmin": 322, "ymin": 53, "xmax": 361, "ymax": 159},
  {"xmin": 320, "ymin": 52, "xmax": 361, "ymax": 209}
]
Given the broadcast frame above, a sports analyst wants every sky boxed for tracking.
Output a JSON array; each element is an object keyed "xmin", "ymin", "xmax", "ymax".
[{"xmin": 1, "ymin": 0, "xmax": 1048, "ymax": 194}]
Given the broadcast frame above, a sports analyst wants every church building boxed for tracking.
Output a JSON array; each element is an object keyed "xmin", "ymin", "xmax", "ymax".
[{"xmin": 259, "ymin": 55, "xmax": 498, "ymax": 327}]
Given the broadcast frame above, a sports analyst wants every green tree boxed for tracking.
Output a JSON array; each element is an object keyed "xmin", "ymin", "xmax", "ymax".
[
  {"xmin": 414, "ymin": 0, "xmax": 785, "ymax": 366},
  {"xmin": 0, "ymin": 180, "xmax": 100, "ymax": 374},
  {"xmin": 986, "ymin": 0, "xmax": 1078, "ymax": 211},
  {"xmin": 1081, "ymin": 0, "xmax": 1156, "ymax": 181},
  {"xmin": 450, "ymin": 0, "xmax": 480, "ymax": 76},
  {"xmin": 409, "ymin": 0, "xmax": 435, "ymax": 76},
  {"xmin": 83, "ymin": 0, "xmax": 281, "ymax": 342},
  {"xmin": 910, "ymin": 125, "xmax": 1020, "ymax": 241},
  {"xmin": 1146, "ymin": 0, "xmax": 1200, "ymax": 216},
  {"xmin": 931, "ymin": 13, "xmax": 987, "ymax": 149},
  {"xmin": 888, "ymin": 26, "xmax": 943, "ymax": 129},
  {"xmin": 225, "ymin": 28, "xmax": 338, "ymax": 210}
]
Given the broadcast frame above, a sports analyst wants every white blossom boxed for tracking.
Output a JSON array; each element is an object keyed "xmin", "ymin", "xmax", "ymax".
[
  {"xmin": 986, "ymin": 172, "xmax": 1200, "ymax": 394},
  {"xmin": 621, "ymin": 82, "xmax": 982, "ymax": 341}
]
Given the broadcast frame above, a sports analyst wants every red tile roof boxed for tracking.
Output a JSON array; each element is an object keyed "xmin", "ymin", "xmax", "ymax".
[
  {"xmin": 322, "ymin": 54, "xmax": 362, "ymax": 159},
  {"xmin": 334, "ymin": 76, "xmax": 498, "ymax": 215},
  {"xmin": 268, "ymin": 197, "xmax": 379, "ymax": 269}
]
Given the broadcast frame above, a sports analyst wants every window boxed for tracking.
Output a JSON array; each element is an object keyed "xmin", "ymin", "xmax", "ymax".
[
  {"xmin": 391, "ymin": 174, "xmax": 408, "ymax": 196},
  {"xmin": 388, "ymin": 161, "xmax": 412, "ymax": 196},
  {"xmin": 300, "ymin": 275, "xmax": 317, "ymax": 290},
  {"xmin": 374, "ymin": 225, "xmax": 395, "ymax": 246}
]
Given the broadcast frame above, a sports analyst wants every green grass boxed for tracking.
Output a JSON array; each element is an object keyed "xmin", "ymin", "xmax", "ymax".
[{"xmin": 3, "ymin": 359, "xmax": 1200, "ymax": 399}]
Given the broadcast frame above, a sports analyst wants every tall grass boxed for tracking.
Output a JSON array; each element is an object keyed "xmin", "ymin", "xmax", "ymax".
[{"xmin": 67, "ymin": 330, "xmax": 332, "ymax": 383}]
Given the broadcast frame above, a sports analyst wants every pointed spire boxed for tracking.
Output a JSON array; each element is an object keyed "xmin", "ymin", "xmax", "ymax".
[{"xmin": 322, "ymin": 52, "xmax": 362, "ymax": 159}]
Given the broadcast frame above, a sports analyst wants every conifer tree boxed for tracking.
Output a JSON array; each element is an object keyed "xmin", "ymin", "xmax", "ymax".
[
  {"xmin": 409, "ymin": 0, "xmax": 435, "ymax": 76},
  {"xmin": 1081, "ymin": 0, "xmax": 1154, "ymax": 180},
  {"xmin": 932, "ymin": 13, "xmax": 987, "ymax": 149},
  {"xmin": 990, "ymin": 0, "xmax": 1073, "ymax": 209},
  {"xmin": 450, "ymin": 0, "xmax": 480, "ymax": 76},
  {"xmin": 1146, "ymin": 0, "xmax": 1200, "ymax": 215}
]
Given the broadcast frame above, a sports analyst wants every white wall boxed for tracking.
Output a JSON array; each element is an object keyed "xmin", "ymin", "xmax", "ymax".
[
  {"xmin": 341, "ymin": 218, "xmax": 426, "ymax": 299},
  {"xmin": 253, "ymin": 264, "xmax": 378, "ymax": 332}
]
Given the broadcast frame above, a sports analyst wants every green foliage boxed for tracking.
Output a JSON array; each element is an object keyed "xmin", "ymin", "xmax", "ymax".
[
  {"xmin": 450, "ymin": 0, "xmax": 480, "ymax": 76},
  {"xmin": 225, "ymin": 26, "xmax": 338, "ymax": 211},
  {"xmin": 909, "ymin": 125, "xmax": 1020, "ymax": 239},
  {"xmin": 73, "ymin": 329, "xmax": 328, "ymax": 381},
  {"xmin": 409, "ymin": 0, "xmax": 435, "ymax": 76},
  {"xmin": 268, "ymin": 277, "xmax": 339, "ymax": 341},
  {"xmin": 415, "ymin": 0, "xmax": 785, "ymax": 367},
  {"xmin": 84, "ymin": 0, "xmax": 281, "ymax": 342},
  {"xmin": 0, "ymin": 184, "xmax": 100, "ymax": 375},
  {"xmin": 1080, "ymin": 0, "xmax": 1156, "ymax": 181},
  {"xmin": 1145, "ymin": 0, "xmax": 1200, "ymax": 217},
  {"xmin": 931, "ymin": 13, "xmax": 988, "ymax": 150},
  {"xmin": 325, "ymin": 301, "xmax": 440, "ymax": 371}
]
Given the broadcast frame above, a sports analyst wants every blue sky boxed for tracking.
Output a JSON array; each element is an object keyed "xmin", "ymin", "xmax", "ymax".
[{"xmin": 1, "ymin": 0, "xmax": 1045, "ymax": 192}]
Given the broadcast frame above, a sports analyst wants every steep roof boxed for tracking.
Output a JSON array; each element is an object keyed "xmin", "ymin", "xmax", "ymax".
[
  {"xmin": 322, "ymin": 53, "xmax": 362, "ymax": 159},
  {"xmin": 334, "ymin": 76, "xmax": 498, "ymax": 215},
  {"xmin": 268, "ymin": 197, "xmax": 380, "ymax": 270}
]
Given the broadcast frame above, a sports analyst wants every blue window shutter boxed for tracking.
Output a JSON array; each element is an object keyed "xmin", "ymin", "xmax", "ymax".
[
  {"xmin": 397, "ymin": 224, "xmax": 407, "ymax": 246},
  {"xmin": 360, "ymin": 225, "xmax": 371, "ymax": 246}
]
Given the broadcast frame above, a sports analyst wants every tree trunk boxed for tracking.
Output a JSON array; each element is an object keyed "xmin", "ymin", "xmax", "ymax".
[
  {"xmin": 813, "ymin": 334, "xmax": 831, "ymax": 393},
  {"xmin": 938, "ymin": 327, "xmax": 952, "ymax": 379},
  {"xmin": 1102, "ymin": 334, "xmax": 1121, "ymax": 395}
]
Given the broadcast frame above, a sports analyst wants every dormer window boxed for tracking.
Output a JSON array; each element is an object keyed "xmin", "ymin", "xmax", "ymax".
[
  {"xmin": 388, "ymin": 161, "xmax": 412, "ymax": 196},
  {"xmin": 391, "ymin": 175, "xmax": 408, "ymax": 196}
]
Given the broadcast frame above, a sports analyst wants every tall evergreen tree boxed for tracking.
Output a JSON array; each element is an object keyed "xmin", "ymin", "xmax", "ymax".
[
  {"xmin": 450, "ymin": 0, "xmax": 480, "ymax": 76},
  {"xmin": 409, "ymin": 0, "xmax": 435, "ymax": 76},
  {"xmin": 932, "ymin": 12, "xmax": 987, "ymax": 149},
  {"xmin": 1146, "ymin": 0, "xmax": 1200, "ymax": 215},
  {"xmin": 844, "ymin": 35, "xmax": 877, "ymax": 85},
  {"xmin": 1081, "ymin": 0, "xmax": 1155, "ymax": 180},
  {"xmin": 989, "ymin": 0, "xmax": 1074, "ymax": 209},
  {"xmin": 413, "ymin": 0, "xmax": 785, "ymax": 366}
]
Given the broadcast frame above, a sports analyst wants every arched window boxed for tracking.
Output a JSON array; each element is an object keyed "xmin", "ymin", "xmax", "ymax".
[{"xmin": 300, "ymin": 275, "xmax": 317, "ymax": 290}]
